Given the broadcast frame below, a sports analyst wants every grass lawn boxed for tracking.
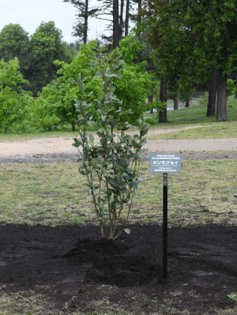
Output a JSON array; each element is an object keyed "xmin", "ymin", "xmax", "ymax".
[
  {"xmin": 0, "ymin": 160, "xmax": 237, "ymax": 227},
  {"xmin": 145, "ymin": 97, "xmax": 237, "ymax": 140}
]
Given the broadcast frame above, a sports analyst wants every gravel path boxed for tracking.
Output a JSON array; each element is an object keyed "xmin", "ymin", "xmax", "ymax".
[{"xmin": 0, "ymin": 128, "xmax": 236, "ymax": 164}]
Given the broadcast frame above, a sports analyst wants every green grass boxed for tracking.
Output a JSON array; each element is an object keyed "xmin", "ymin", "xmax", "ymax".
[
  {"xmin": 145, "ymin": 97, "xmax": 237, "ymax": 127},
  {"xmin": 146, "ymin": 121, "xmax": 237, "ymax": 140},
  {"xmin": 0, "ymin": 129, "xmax": 79, "ymax": 142},
  {"xmin": 0, "ymin": 159, "xmax": 236, "ymax": 227}
]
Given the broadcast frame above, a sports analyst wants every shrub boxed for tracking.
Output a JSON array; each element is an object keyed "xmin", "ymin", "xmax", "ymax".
[{"xmin": 73, "ymin": 49, "xmax": 149, "ymax": 239}]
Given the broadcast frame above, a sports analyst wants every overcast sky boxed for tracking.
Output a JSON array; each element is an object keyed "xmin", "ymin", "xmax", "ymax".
[{"xmin": 0, "ymin": 0, "xmax": 109, "ymax": 44}]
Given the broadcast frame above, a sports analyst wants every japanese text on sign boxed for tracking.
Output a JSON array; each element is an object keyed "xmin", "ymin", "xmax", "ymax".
[{"xmin": 149, "ymin": 153, "xmax": 182, "ymax": 173}]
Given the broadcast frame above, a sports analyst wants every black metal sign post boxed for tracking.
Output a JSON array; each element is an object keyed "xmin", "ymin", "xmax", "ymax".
[
  {"xmin": 163, "ymin": 173, "xmax": 168, "ymax": 279},
  {"xmin": 149, "ymin": 153, "xmax": 182, "ymax": 280}
]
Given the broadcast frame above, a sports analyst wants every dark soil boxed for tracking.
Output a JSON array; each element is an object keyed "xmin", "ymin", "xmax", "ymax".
[{"xmin": 1, "ymin": 223, "xmax": 237, "ymax": 314}]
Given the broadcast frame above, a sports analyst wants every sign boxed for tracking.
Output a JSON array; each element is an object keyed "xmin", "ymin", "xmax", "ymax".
[
  {"xmin": 149, "ymin": 153, "xmax": 182, "ymax": 279},
  {"xmin": 149, "ymin": 153, "xmax": 182, "ymax": 173}
]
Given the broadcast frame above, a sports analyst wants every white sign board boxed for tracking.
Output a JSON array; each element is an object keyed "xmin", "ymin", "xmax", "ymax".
[{"xmin": 149, "ymin": 153, "xmax": 182, "ymax": 173}]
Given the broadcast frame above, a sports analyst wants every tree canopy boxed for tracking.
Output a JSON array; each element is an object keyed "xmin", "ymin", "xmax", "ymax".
[
  {"xmin": 0, "ymin": 24, "xmax": 31, "ymax": 79},
  {"xmin": 28, "ymin": 21, "xmax": 74, "ymax": 96},
  {"xmin": 0, "ymin": 58, "xmax": 30, "ymax": 132}
]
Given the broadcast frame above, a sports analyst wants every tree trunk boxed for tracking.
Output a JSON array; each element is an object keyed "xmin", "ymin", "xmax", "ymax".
[
  {"xmin": 216, "ymin": 70, "xmax": 227, "ymax": 121},
  {"xmin": 113, "ymin": 0, "xmax": 119, "ymax": 48},
  {"xmin": 174, "ymin": 91, "xmax": 178, "ymax": 110},
  {"xmin": 148, "ymin": 85, "xmax": 154, "ymax": 113},
  {"xmin": 185, "ymin": 63, "xmax": 192, "ymax": 108},
  {"xmin": 137, "ymin": 0, "xmax": 141, "ymax": 37},
  {"xmin": 119, "ymin": 0, "xmax": 124, "ymax": 39},
  {"xmin": 72, "ymin": 122, "xmax": 75, "ymax": 131},
  {"xmin": 185, "ymin": 89, "xmax": 190, "ymax": 108},
  {"xmin": 84, "ymin": 0, "xmax": 89, "ymax": 44},
  {"xmin": 206, "ymin": 67, "xmax": 217, "ymax": 116},
  {"xmin": 158, "ymin": 81, "xmax": 167, "ymax": 123},
  {"xmin": 125, "ymin": 0, "xmax": 129, "ymax": 37}
]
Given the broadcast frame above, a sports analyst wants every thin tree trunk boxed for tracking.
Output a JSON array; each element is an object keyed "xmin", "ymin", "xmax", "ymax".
[
  {"xmin": 125, "ymin": 0, "xmax": 129, "ymax": 37},
  {"xmin": 185, "ymin": 89, "xmax": 190, "ymax": 108},
  {"xmin": 206, "ymin": 67, "xmax": 217, "ymax": 117},
  {"xmin": 72, "ymin": 122, "xmax": 75, "ymax": 131},
  {"xmin": 216, "ymin": 70, "xmax": 227, "ymax": 121},
  {"xmin": 113, "ymin": 0, "xmax": 119, "ymax": 48},
  {"xmin": 137, "ymin": 0, "xmax": 142, "ymax": 62},
  {"xmin": 148, "ymin": 85, "xmax": 154, "ymax": 113},
  {"xmin": 158, "ymin": 81, "xmax": 167, "ymax": 123},
  {"xmin": 119, "ymin": 0, "xmax": 124, "ymax": 39},
  {"xmin": 185, "ymin": 63, "xmax": 192, "ymax": 108},
  {"xmin": 174, "ymin": 91, "xmax": 178, "ymax": 110},
  {"xmin": 84, "ymin": 0, "xmax": 88, "ymax": 44},
  {"xmin": 137, "ymin": 0, "xmax": 141, "ymax": 36}
]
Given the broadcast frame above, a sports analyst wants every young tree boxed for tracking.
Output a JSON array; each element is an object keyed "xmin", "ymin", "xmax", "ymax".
[
  {"xmin": 0, "ymin": 58, "xmax": 30, "ymax": 133},
  {"xmin": 73, "ymin": 48, "xmax": 149, "ymax": 239}
]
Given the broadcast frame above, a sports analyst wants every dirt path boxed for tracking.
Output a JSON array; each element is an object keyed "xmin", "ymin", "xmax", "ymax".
[{"xmin": 0, "ymin": 126, "xmax": 236, "ymax": 163}]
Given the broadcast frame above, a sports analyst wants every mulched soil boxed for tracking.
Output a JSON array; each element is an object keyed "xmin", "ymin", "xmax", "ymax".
[{"xmin": 1, "ymin": 223, "xmax": 237, "ymax": 314}]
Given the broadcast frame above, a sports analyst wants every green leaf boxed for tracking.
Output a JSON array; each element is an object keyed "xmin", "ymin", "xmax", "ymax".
[
  {"xmin": 88, "ymin": 133, "xmax": 94, "ymax": 143},
  {"xmin": 124, "ymin": 228, "xmax": 131, "ymax": 234},
  {"xmin": 228, "ymin": 294, "xmax": 237, "ymax": 302}
]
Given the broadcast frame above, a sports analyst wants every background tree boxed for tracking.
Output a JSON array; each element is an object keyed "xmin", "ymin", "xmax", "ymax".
[
  {"xmin": 0, "ymin": 24, "xmax": 30, "ymax": 80},
  {"xmin": 25, "ymin": 81, "xmax": 61, "ymax": 131},
  {"xmin": 144, "ymin": 0, "xmax": 237, "ymax": 121},
  {"xmin": 63, "ymin": 0, "xmax": 99, "ymax": 44},
  {"xmin": 28, "ymin": 21, "xmax": 73, "ymax": 96},
  {"xmin": 26, "ymin": 37, "xmax": 152, "ymax": 132},
  {"xmin": 0, "ymin": 58, "xmax": 31, "ymax": 133},
  {"xmin": 53, "ymin": 41, "xmax": 103, "ymax": 130}
]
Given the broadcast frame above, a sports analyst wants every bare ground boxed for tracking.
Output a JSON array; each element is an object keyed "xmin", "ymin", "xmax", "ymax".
[{"xmin": 0, "ymin": 126, "xmax": 237, "ymax": 163}]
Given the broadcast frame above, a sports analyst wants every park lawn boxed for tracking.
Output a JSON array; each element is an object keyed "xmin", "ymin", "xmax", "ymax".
[
  {"xmin": 146, "ymin": 121, "xmax": 237, "ymax": 140},
  {"xmin": 0, "ymin": 160, "xmax": 236, "ymax": 227}
]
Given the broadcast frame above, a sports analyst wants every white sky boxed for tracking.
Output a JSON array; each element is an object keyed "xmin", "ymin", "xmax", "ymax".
[{"xmin": 0, "ymin": 0, "xmax": 110, "ymax": 44}]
